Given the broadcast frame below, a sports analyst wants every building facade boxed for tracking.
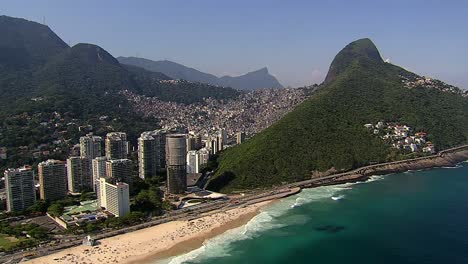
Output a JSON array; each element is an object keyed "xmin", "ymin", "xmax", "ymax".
[
  {"xmin": 39, "ymin": 160, "xmax": 67, "ymax": 201},
  {"xmin": 4, "ymin": 166, "xmax": 36, "ymax": 212},
  {"xmin": 97, "ymin": 178, "xmax": 130, "ymax": 217},
  {"xmin": 79, "ymin": 134, "xmax": 102, "ymax": 159},
  {"xmin": 197, "ymin": 148, "xmax": 210, "ymax": 171},
  {"xmin": 106, "ymin": 159, "xmax": 132, "ymax": 185},
  {"xmin": 138, "ymin": 131, "xmax": 158, "ymax": 179},
  {"xmin": 105, "ymin": 132, "xmax": 129, "ymax": 160},
  {"xmin": 186, "ymin": 150, "xmax": 198, "ymax": 173},
  {"xmin": 236, "ymin": 132, "xmax": 246, "ymax": 145},
  {"xmin": 166, "ymin": 134, "xmax": 187, "ymax": 194},
  {"xmin": 186, "ymin": 148, "xmax": 210, "ymax": 174},
  {"xmin": 67, "ymin": 157, "xmax": 93, "ymax": 193},
  {"xmin": 92, "ymin": 157, "xmax": 107, "ymax": 181}
]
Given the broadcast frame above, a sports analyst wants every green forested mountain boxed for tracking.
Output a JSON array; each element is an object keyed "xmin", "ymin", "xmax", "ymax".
[
  {"xmin": 0, "ymin": 15, "xmax": 240, "ymax": 170},
  {"xmin": 207, "ymin": 38, "xmax": 468, "ymax": 192},
  {"xmin": 0, "ymin": 15, "xmax": 68, "ymax": 70},
  {"xmin": 0, "ymin": 15, "xmax": 240, "ymax": 118}
]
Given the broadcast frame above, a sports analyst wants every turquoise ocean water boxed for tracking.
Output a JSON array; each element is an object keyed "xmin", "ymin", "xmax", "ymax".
[{"xmin": 159, "ymin": 162, "xmax": 468, "ymax": 264}]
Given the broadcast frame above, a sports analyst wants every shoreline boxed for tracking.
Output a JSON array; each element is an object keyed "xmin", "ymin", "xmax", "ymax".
[
  {"xmin": 27, "ymin": 201, "xmax": 272, "ymax": 264},
  {"xmin": 325, "ymin": 149, "xmax": 468, "ymax": 185},
  {"xmin": 129, "ymin": 208, "xmax": 261, "ymax": 264},
  {"xmin": 131, "ymin": 153, "xmax": 468, "ymax": 263},
  {"xmin": 20, "ymin": 148, "xmax": 468, "ymax": 264}
]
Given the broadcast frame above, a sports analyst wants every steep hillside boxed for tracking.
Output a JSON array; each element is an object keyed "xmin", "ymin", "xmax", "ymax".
[
  {"xmin": 0, "ymin": 16, "xmax": 241, "ymax": 117},
  {"xmin": 118, "ymin": 56, "xmax": 284, "ymax": 90},
  {"xmin": 0, "ymin": 15, "xmax": 68, "ymax": 70},
  {"xmin": 0, "ymin": 15, "xmax": 242, "ymax": 170},
  {"xmin": 207, "ymin": 38, "xmax": 468, "ymax": 192}
]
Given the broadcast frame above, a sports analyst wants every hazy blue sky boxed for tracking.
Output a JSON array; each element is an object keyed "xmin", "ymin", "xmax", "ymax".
[{"xmin": 3, "ymin": 0, "xmax": 468, "ymax": 88}]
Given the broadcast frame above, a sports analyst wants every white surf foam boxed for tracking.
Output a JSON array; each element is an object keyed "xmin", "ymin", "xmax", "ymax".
[
  {"xmin": 331, "ymin": 195, "xmax": 345, "ymax": 201},
  {"xmin": 441, "ymin": 164, "xmax": 462, "ymax": 169},
  {"xmin": 158, "ymin": 175, "xmax": 387, "ymax": 263}
]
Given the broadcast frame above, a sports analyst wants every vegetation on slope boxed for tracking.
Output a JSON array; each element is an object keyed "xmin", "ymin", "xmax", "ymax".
[
  {"xmin": 0, "ymin": 15, "xmax": 241, "ymax": 171},
  {"xmin": 208, "ymin": 39, "xmax": 468, "ymax": 192}
]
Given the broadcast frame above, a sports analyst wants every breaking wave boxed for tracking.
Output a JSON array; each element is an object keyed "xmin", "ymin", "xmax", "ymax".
[{"xmin": 158, "ymin": 175, "xmax": 387, "ymax": 264}]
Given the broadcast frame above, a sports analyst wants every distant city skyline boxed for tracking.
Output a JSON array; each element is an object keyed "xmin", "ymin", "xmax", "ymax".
[{"xmin": 2, "ymin": 0, "xmax": 467, "ymax": 88}]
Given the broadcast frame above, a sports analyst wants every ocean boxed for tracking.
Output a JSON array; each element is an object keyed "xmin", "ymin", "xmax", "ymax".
[{"xmin": 159, "ymin": 162, "xmax": 468, "ymax": 264}]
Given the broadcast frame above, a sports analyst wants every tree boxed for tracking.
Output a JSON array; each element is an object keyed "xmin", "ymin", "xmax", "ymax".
[
  {"xmin": 47, "ymin": 203, "xmax": 64, "ymax": 217},
  {"xmin": 132, "ymin": 187, "xmax": 163, "ymax": 215},
  {"xmin": 27, "ymin": 200, "xmax": 49, "ymax": 214}
]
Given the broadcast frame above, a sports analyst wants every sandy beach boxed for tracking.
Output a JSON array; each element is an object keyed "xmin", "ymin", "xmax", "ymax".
[{"xmin": 27, "ymin": 201, "xmax": 271, "ymax": 264}]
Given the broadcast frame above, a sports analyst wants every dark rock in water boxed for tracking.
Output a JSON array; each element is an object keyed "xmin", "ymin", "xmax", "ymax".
[{"xmin": 314, "ymin": 225, "xmax": 346, "ymax": 234}]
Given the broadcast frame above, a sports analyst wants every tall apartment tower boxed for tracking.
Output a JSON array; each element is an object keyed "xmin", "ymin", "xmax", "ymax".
[
  {"xmin": 97, "ymin": 178, "xmax": 130, "ymax": 217},
  {"xmin": 92, "ymin": 156, "xmax": 107, "ymax": 191},
  {"xmin": 106, "ymin": 159, "xmax": 132, "ymax": 185},
  {"xmin": 105, "ymin": 132, "xmax": 129, "ymax": 160},
  {"xmin": 166, "ymin": 134, "xmax": 187, "ymax": 194},
  {"xmin": 209, "ymin": 138, "xmax": 218, "ymax": 156},
  {"xmin": 218, "ymin": 129, "xmax": 227, "ymax": 150},
  {"xmin": 156, "ymin": 129, "xmax": 168, "ymax": 169},
  {"xmin": 39, "ymin": 160, "xmax": 67, "ymax": 201},
  {"xmin": 138, "ymin": 131, "xmax": 158, "ymax": 179},
  {"xmin": 186, "ymin": 132, "xmax": 202, "ymax": 151},
  {"xmin": 4, "ymin": 166, "xmax": 36, "ymax": 212},
  {"xmin": 236, "ymin": 132, "xmax": 246, "ymax": 145},
  {"xmin": 197, "ymin": 148, "xmax": 210, "ymax": 171},
  {"xmin": 186, "ymin": 150, "xmax": 198, "ymax": 173},
  {"xmin": 67, "ymin": 157, "xmax": 93, "ymax": 193},
  {"xmin": 79, "ymin": 134, "xmax": 102, "ymax": 159}
]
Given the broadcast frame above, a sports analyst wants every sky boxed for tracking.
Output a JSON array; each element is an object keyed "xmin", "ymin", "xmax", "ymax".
[{"xmin": 2, "ymin": 0, "xmax": 468, "ymax": 88}]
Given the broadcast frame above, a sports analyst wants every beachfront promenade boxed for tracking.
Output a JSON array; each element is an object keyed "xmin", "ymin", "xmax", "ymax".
[{"xmin": 2, "ymin": 144, "xmax": 467, "ymax": 263}]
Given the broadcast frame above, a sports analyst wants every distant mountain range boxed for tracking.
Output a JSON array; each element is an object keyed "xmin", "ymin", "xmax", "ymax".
[
  {"xmin": 0, "ymin": 15, "xmax": 241, "ymax": 161},
  {"xmin": 117, "ymin": 57, "xmax": 284, "ymax": 90},
  {"xmin": 0, "ymin": 15, "xmax": 240, "ymax": 117}
]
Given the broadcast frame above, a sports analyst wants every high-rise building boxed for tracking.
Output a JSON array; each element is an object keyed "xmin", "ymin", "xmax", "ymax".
[
  {"xmin": 97, "ymin": 178, "xmax": 130, "ymax": 217},
  {"xmin": 166, "ymin": 134, "xmax": 187, "ymax": 194},
  {"xmin": 197, "ymin": 148, "xmax": 210, "ymax": 171},
  {"xmin": 186, "ymin": 134, "xmax": 196, "ymax": 152},
  {"xmin": 39, "ymin": 160, "xmax": 67, "ymax": 201},
  {"xmin": 187, "ymin": 149, "xmax": 210, "ymax": 174},
  {"xmin": 92, "ymin": 157, "xmax": 107, "ymax": 180},
  {"xmin": 236, "ymin": 132, "xmax": 246, "ymax": 145},
  {"xmin": 4, "ymin": 166, "xmax": 36, "ymax": 212},
  {"xmin": 106, "ymin": 159, "xmax": 132, "ymax": 185},
  {"xmin": 220, "ymin": 129, "xmax": 227, "ymax": 143},
  {"xmin": 209, "ymin": 138, "xmax": 218, "ymax": 156},
  {"xmin": 105, "ymin": 132, "xmax": 129, "ymax": 160},
  {"xmin": 215, "ymin": 135, "xmax": 223, "ymax": 152},
  {"xmin": 155, "ymin": 129, "xmax": 168, "ymax": 169},
  {"xmin": 92, "ymin": 157, "xmax": 107, "ymax": 191},
  {"xmin": 186, "ymin": 132, "xmax": 202, "ymax": 151},
  {"xmin": 67, "ymin": 157, "xmax": 93, "ymax": 193},
  {"xmin": 186, "ymin": 150, "xmax": 198, "ymax": 173},
  {"xmin": 80, "ymin": 134, "xmax": 103, "ymax": 159},
  {"xmin": 138, "ymin": 131, "xmax": 158, "ymax": 179}
]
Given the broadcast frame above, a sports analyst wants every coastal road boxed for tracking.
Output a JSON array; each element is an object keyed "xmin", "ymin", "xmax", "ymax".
[{"xmin": 4, "ymin": 144, "xmax": 467, "ymax": 263}]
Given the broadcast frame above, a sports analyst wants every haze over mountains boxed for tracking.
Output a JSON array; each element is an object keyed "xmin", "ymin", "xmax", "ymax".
[
  {"xmin": 1, "ymin": 15, "xmax": 467, "ymax": 194},
  {"xmin": 207, "ymin": 38, "xmax": 468, "ymax": 192},
  {"xmin": 0, "ymin": 15, "xmax": 240, "ymax": 116},
  {"xmin": 0, "ymin": 15, "xmax": 242, "ymax": 160},
  {"xmin": 118, "ymin": 57, "xmax": 284, "ymax": 90}
]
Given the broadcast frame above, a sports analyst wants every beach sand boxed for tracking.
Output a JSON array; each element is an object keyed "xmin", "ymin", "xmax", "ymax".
[{"xmin": 27, "ymin": 201, "xmax": 271, "ymax": 264}]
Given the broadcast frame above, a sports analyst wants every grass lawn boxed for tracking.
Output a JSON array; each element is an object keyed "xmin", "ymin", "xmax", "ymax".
[{"xmin": 0, "ymin": 233, "xmax": 28, "ymax": 251}]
